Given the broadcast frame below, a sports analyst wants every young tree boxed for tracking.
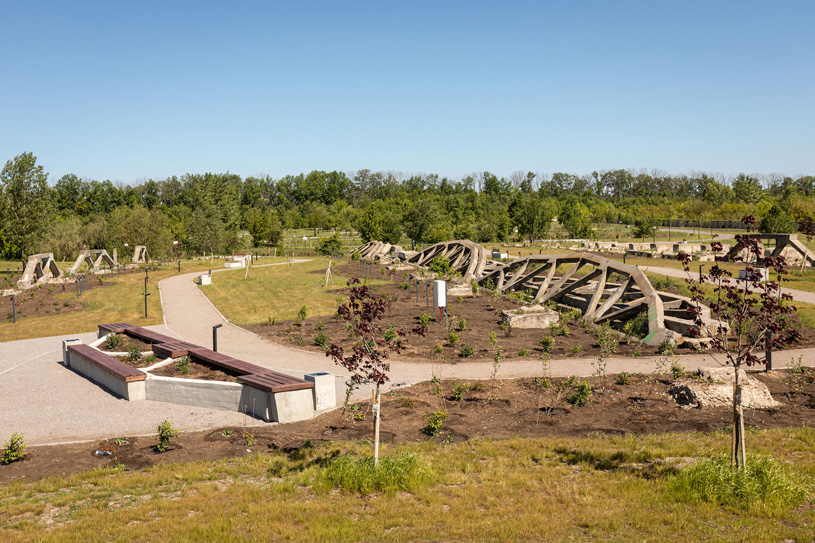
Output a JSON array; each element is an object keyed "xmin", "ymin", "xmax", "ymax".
[
  {"xmin": 0, "ymin": 152, "xmax": 53, "ymax": 264},
  {"xmin": 678, "ymin": 215, "xmax": 800, "ymax": 469},
  {"xmin": 327, "ymin": 279, "xmax": 424, "ymax": 465}
]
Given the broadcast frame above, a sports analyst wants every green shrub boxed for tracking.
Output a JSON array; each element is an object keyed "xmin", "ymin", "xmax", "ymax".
[
  {"xmin": 1, "ymin": 433, "xmax": 27, "ymax": 465},
  {"xmin": 539, "ymin": 335, "xmax": 555, "ymax": 352},
  {"xmin": 488, "ymin": 331, "xmax": 497, "ymax": 347},
  {"xmin": 670, "ymin": 360, "xmax": 686, "ymax": 379},
  {"xmin": 419, "ymin": 312, "xmax": 432, "ymax": 326},
  {"xmin": 459, "ymin": 344, "xmax": 475, "ymax": 357},
  {"xmin": 549, "ymin": 321, "xmax": 570, "ymax": 337},
  {"xmin": 315, "ymin": 452, "xmax": 433, "ymax": 494},
  {"xmin": 127, "ymin": 344, "xmax": 142, "ymax": 362},
  {"xmin": 105, "ymin": 333, "xmax": 123, "ymax": 350},
  {"xmin": 565, "ymin": 380, "xmax": 593, "ymax": 406},
  {"xmin": 175, "ymin": 356, "xmax": 191, "ymax": 375},
  {"xmin": 314, "ymin": 333, "xmax": 328, "ymax": 349},
  {"xmin": 669, "ymin": 454, "xmax": 813, "ymax": 514},
  {"xmin": 570, "ymin": 344, "xmax": 583, "ymax": 355},
  {"xmin": 383, "ymin": 326, "xmax": 397, "ymax": 342},
  {"xmin": 296, "ymin": 305, "xmax": 308, "ymax": 325},
  {"xmin": 623, "ymin": 312, "xmax": 648, "ymax": 341},
  {"xmin": 658, "ymin": 339, "xmax": 675, "ymax": 355},
  {"xmin": 518, "ymin": 349, "xmax": 531, "ymax": 357},
  {"xmin": 144, "ymin": 353, "xmax": 157, "ymax": 364},
  {"xmin": 316, "ymin": 234, "xmax": 343, "ymax": 256},
  {"xmin": 451, "ymin": 383, "xmax": 470, "ymax": 401},
  {"xmin": 457, "ymin": 318, "xmax": 467, "ymax": 331},
  {"xmin": 315, "ymin": 322, "xmax": 326, "ymax": 331},
  {"xmin": 447, "ymin": 331, "xmax": 460, "ymax": 346},
  {"xmin": 616, "ymin": 371, "xmax": 632, "ymax": 385},
  {"xmin": 350, "ymin": 252, "xmax": 360, "ymax": 261},
  {"xmin": 424, "ymin": 411, "xmax": 448, "ymax": 436},
  {"xmin": 155, "ymin": 420, "xmax": 178, "ymax": 452}
]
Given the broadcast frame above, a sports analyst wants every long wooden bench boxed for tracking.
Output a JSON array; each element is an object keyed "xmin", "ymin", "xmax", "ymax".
[
  {"xmin": 188, "ymin": 348, "xmax": 268, "ymax": 376},
  {"xmin": 64, "ymin": 342, "xmax": 147, "ymax": 401},
  {"xmin": 67, "ymin": 344, "xmax": 146, "ymax": 382},
  {"xmin": 124, "ymin": 326, "xmax": 178, "ymax": 345},
  {"xmin": 98, "ymin": 322, "xmax": 137, "ymax": 335},
  {"xmin": 237, "ymin": 372, "xmax": 314, "ymax": 393},
  {"xmin": 152, "ymin": 341, "xmax": 201, "ymax": 359}
]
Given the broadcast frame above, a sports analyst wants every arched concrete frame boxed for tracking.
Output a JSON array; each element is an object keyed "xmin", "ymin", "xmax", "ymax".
[
  {"xmin": 17, "ymin": 253, "xmax": 62, "ymax": 289},
  {"xmin": 723, "ymin": 233, "xmax": 815, "ymax": 267},
  {"xmin": 406, "ymin": 240, "xmax": 489, "ymax": 282},
  {"xmin": 67, "ymin": 250, "xmax": 116, "ymax": 275},
  {"xmin": 352, "ymin": 241, "xmax": 392, "ymax": 260}
]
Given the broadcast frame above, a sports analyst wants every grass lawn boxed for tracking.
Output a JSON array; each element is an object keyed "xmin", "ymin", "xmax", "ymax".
[
  {"xmin": 2, "ymin": 428, "xmax": 814, "ymax": 542},
  {"xmin": 198, "ymin": 257, "xmax": 388, "ymax": 325},
  {"xmin": 0, "ymin": 260, "xmax": 215, "ymax": 342}
]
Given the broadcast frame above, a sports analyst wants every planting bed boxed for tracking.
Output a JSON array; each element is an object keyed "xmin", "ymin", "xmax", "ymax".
[
  {"xmin": 5, "ymin": 368, "xmax": 815, "ymax": 482},
  {"xmin": 150, "ymin": 359, "xmax": 238, "ymax": 382},
  {"xmin": 248, "ymin": 263, "xmax": 815, "ymax": 361}
]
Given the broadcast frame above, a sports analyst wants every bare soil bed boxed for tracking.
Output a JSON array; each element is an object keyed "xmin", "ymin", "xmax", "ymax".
[
  {"xmin": 0, "ymin": 280, "xmax": 96, "ymax": 321},
  {"xmin": 98, "ymin": 336, "xmax": 152, "ymax": 353},
  {"xmin": 149, "ymin": 359, "xmax": 238, "ymax": 382},
  {"xmin": 247, "ymin": 263, "xmax": 815, "ymax": 361},
  {"xmin": 3, "ymin": 368, "xmax": 815, "ymax": 483}
]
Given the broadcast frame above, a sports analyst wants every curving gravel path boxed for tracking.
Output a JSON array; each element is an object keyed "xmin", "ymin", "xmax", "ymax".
[{"xmin": 3, "ymin": 259, "xmax": 815, "ymax": 446}]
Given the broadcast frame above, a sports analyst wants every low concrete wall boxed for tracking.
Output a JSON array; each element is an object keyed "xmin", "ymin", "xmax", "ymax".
[
  {"xmin": 63, "ymin": 341, "xmax": 146, "ymax": 401},
  {"xmin": 145, "ymin": 375, "xmax": 243, "ymax": 412}
]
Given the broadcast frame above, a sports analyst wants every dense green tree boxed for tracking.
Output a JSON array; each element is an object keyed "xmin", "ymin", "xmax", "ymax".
[
  {"xmin": 632, "ymin": 215, "xmax": 661, "ymax": 240},
  {"xmin": 187, "ymin": 201, "xmax": 225, "ymax": 255},
  {"xmin": 511, "ymin": 193, "xmax": 556, "ymax": 243},
  {"xmin": 759, "ymin": 203, "xmax": 796, "ymax": 233},
  {"xmin": 558, "ymin": 197, "xmax": 593, "ymax": 238},
  {"xmin": 0, "ymin": 152, "xmax": 53, "ymax": 263}
]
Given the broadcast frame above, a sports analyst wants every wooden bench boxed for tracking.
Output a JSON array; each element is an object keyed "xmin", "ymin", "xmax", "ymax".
[
  {"xmin": 237, "ymin": 372, "xmax": 314, "ymax": 393},
  {"xmin": 188, "ymin": 348, "xmax": 268, "ymax": 376},
  {"xmin": 152, "ymin": 341, "xmax": 200, "ymax": 359},
  {"xmin": 123, "ymin": 326, "xmax": 177, "ymax": 345},
  {"xmin": 98, "ymin": 322, "xmax": 137, "ymax": 335},
  {"xmin": 67, "ymin": 344, "xmax": 146, "ymax": 382}
]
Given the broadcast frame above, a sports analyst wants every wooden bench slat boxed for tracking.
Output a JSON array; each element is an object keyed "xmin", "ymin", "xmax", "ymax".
[
  {"xmin": 124, "ymin": 326, "xmax": 177, "ymax": 345},
  {"xmin": 237, "ymin": 372, "xmax": 313, "ymax": 393},
  {"xmin": 67, "ymin": 344, "xmax": 146, "ymax": 382},
  {"xmin": 98, "ymin": 322, "xmax": 137, "ymax": 334},
  {"xmin": 189, "ymin": 348, "xmax": 267, "ymax": 376},
  {"xmin": 152, "ymin": 341, "xmax": 200, "ymax": 359}
]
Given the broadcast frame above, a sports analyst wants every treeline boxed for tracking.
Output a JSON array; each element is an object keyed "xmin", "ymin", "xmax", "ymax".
[{"xmin": 1, "ymin": 152, "xmax": 814, "ymax": 262}]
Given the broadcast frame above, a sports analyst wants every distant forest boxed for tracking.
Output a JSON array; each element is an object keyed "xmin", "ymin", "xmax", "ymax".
[{"xmin": 1, "ymin": 152, "xmax": 813, "ymax": 261}]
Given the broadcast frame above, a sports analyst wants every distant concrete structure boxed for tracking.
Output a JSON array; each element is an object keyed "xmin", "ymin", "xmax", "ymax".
[
  {"xmin": 17, "ymin": 253, "xmax": 62, "ymax": 289},
  {"xmin": 67, "ymin": 249, "xmax": 117, "ymax": 275},
  {"xmin": 723, "ymin": 233, "xmax": 815, "ymax": 267},
  {"xmin": 132, "ymin": 245, "xmax": 149, "ymax": 264}
]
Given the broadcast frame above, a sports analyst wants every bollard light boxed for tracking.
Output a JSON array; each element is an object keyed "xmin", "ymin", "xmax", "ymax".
[{"xmin": 213, "ymin": 324, "xmax": 223, "ymax": 352}]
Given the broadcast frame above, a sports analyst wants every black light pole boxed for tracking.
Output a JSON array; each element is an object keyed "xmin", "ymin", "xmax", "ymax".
[
  {"xmin": 10, "ymin": 294, "xmax": 15, "ymax": 323},
  {"xmin": 213, "ymin": 324, "xmax": 223, "ymax": 352},
  {"xmin": 177, "ymin": 260, "xmax": 181, "ymax": 273},
  {"xmin": 765, "ymin": 328, "xmax": 773, "ymax": 371},
  {"xmin": 143, "ymin": 277, "xmax": 150, "ymax": 318},
  {"xmin": 76, "ymin": 277, "xmax": 80, "ymax": 298}
]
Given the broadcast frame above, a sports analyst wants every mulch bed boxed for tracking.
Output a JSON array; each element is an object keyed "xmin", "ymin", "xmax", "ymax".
[
  {"xmin": 3, "ymin": 368, "xmax": 815, "ymax": 482},
  {"xmin": 149, "ymin": 359, "xmax": 238, "ymax": 382},
  {"xmin": 247, "ymin": 263, "xmax": 815, "ymax": 361}
]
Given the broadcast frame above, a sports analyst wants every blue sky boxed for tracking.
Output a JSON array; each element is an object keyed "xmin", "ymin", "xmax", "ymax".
[{"xmin": 1, "ymin": 1, "xmax": 813, "ymax": 184}]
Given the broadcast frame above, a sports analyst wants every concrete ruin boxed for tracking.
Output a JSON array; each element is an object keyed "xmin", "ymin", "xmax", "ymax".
[
  {"xmin": 132, "ymin": 245, "xmax": 149, "ymax": 264},
  {"xmin": 722, "ymin": 233, "xmax": 815, "ymax": 267},
  {"xmin": 67, "ymin": 249, "xmax": 117, "ymax": 275},
  {"xmin": 17, "ymin": 253, "xmax": 62, "ymax": 289},
  {"xmin": 354, "ymin": 239, "xmax": 723, "ymax": 347}
]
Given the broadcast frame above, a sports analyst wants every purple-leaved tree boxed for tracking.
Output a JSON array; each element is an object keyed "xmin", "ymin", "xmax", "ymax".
[
  {"xmin": 327, "ymin": 278, "xmax": 426, "ymax": 465},
  {"xmin": 678, "ymin": 215, "xmax": 800, "ymax": 469}
]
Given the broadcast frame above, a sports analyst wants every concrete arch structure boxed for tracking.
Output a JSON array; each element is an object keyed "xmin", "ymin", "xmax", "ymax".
[
  {"xmin": 132, "ymin": 245, "xmax": 149, "ymax": 264},
  {"xmin": 67, "ymin": 249, "xmax": 117, "ymax": 275},
  {"xmin": 17, "ymin": 253, "xmax": 62, "ymax": 289},
  {"xmin": 351, "ymin": 241, "xmax": 392, "ymax": 260},
  {"xmin": 723, "ymin": 233, "xmax": 815, "ymax": 267},
  {"xmin": 406, "ymin": 240, "xmax": 492, "ymax": 281}
]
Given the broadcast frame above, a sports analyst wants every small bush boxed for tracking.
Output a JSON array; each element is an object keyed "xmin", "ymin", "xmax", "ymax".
[
  {"xmin": 424, "ymin": 411, "xmax": 448, "ymax": 436},
  {"xmin": 315, "ymin": 322, "xmax": 326, "ymax": 331},
  {"xmin": 144, "ymin": 353, "xmax": 157, "ymax": 364},
  {"xmin": 315, "ymin": 451, "xmax": 433, "ymax": 494},
  {"xmin": 550, "ymin": 321, "xmax": 570, "ymax": 337},
  {"xmin": 488, "ymin": 331, "xmax": 497, "ymax": 347},
  {"xmin": 658, "ymin": 339, "xmax": 675, "ymax": 355},
  {"xmin": 518, "ymin": 349, "xmax": 531, "ymax": 357},
  {"xmin": 565, "ymin": 380, "xmax": 593, "ymax": 406},
  {"xmin": 670, "ymin": 360, "xmax": 686, "ymax": 379},
  {"xmin": 296, "ymin": 305, "xmax": 308, "ymax": 325},
  {"xmin": 419, "ymin": 312, "xmax": 432, "ymax": 326},
  {"xmin": 616, "ymin": 371, "xmax": 632, "ymax": 385},
  {"xmin": 539, "ymin": 335, "xmax": 555, "ymax": 353},
  {"xmin": 534, "ymin": 376, "xmax": 551, "ymax": 388},
  {"xmin": 459, "ymin": 344, "xmax": 475, "ymax": 357},
  {"xmin": 314, "ymin": 333, "xmax": 328, "ymax": 349},
  {"xmin": 175, "ymin": 356, "xmax": 191, "ymax": 375},
  {"xmin": 155, "ymin": 420, "xmax": 178, "ymax": 452},
  {"xmin": 669, "ymin": 454, "xmax": 813, "ymax": 514},
  {"xmin": 570, "ymin": 344, "xmax": 583, "ymax": 355},
  {"xmin": 451, "ymin": 382, "xmax": 470, "ymax": 401},
  {"xmin": 1, "ymin": 433, "xmax": 27, "ymax": 465},
  {"xmin": 447, "ymin": 331, "xmax": 460, "ymax": 346},
  {"xmin": 383, "ymin": 326, "xmax": 397, "ymax": 342},
  {"xmin": 127, "ymin": 344, "xmax": 142, "ymax": 362},
  {"xmin": 105, "ymin": 333, "xmax": 123, "ymax": 350},
  {"xmin": 457, "ymin": 318, "xmax": 467, "ymax": 331}
]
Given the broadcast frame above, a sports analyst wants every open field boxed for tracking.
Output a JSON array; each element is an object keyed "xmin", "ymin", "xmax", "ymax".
[
  {"xmin": 0, "ymin": 260, "xmax": 217, "ymax": 342},
  {"xmin": 198, "ymin": 257, "xmax": 388, "ymax": 325},
  {"xmin": 2, "ymin": 424, "xmax": 814, "ymax": 542}
]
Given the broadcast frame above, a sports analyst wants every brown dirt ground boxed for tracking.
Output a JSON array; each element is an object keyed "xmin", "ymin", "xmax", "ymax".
[
  {"xmin": 246, "ymin": 263, "xmax": 815, "ymax": 362},
  {"xmin": 3, "ymin": 369, "xmax": 815, "ymax": 483},
  {"xmin": 0, "ymin": 280, "xmax": 93, "ymax": 321},
  {"xmin": 150, "ymin": 359, "xmax": 238, "ymax": 382}
]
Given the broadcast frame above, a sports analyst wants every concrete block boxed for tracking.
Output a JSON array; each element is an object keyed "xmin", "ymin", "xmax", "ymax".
[
  {"xmin": 66, "ymin": 349, "xmax": 145, "ymax": 400},
  {"xmin": 305, "ymin": 372, "xmax": 336, "ymax": 411},
  {"xmin": 240, "ymin": 386, "xmax": 272, "ymax": 421},
  {"xmin": 145, "ymin": 375, "xmax": 242, "ymax": 411},
  {"xmin": 271, "ymin": 388, "xmax": 315, "ymax": 423},
  {"xmin": 62, "ymin": 338, "xmax": 83, "ymax": 365},
  {"xmin": 199, "ymin": 275, "xmax": 212, "ymax": 285},
  {"xmin": 739, "ymin": 268, "xmax": 769, "ymax": 283}
]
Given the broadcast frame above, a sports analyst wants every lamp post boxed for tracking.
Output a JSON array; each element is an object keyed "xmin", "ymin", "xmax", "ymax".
[
  {"xmin": 213, "ymin": 324, "xmax": 223, "ymax": 352},
  {"xmin": 143, "ymin": 277, "xmax": 150, "ymax": 318}
]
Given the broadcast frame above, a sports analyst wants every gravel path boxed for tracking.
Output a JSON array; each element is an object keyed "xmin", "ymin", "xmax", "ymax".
[{"xmin": 4, "ymin": 259, "xmax": 815, "ymax": 446}]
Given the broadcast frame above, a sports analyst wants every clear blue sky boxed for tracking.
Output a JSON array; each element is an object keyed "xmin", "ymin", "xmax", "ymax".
[{"xmin": 1, "ymin": 1, "xmax": 813, "ymax": 184}]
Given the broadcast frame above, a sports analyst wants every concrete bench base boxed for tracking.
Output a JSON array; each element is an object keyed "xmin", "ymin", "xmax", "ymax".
[{"xmin": 63, "ymin": 339, "xmax": 146, "ymax": 401}]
